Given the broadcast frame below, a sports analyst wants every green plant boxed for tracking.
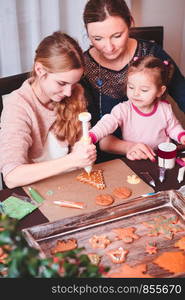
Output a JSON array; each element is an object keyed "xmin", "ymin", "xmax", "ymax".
[{"xmin": 0, "ymin": 214, "xmax": 109, "ymax": 278}]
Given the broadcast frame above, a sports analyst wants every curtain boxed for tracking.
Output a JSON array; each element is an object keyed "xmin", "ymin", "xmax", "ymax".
[
  {"xmin": 1, "ymin": 0, "xmax": 184, "ymax": 77},
  {"xmin": 0, "ymin": 0, "xmax": 60, "ymax": 77}
]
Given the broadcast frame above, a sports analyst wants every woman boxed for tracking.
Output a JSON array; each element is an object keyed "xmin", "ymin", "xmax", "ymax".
[
  {"xmin": 0, "ymin": 31, "xmax": 96, "ymax": 188},
  {"xmin": 82, "ymin": 0, "xmax": 185, "ymax": 162}
]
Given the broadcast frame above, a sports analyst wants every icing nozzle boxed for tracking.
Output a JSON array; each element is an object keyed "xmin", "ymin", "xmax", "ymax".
[{"xmin": 85, "ymin": 165, "xmax": 92, "ymax": 175}]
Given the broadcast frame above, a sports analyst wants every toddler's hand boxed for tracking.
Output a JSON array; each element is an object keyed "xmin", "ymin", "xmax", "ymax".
[{"xmin": 180, "ymin": 135, "xmax": 185, "ymax": 145}]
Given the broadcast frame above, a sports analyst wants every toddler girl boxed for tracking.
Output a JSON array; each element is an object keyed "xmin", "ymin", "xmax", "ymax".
[{"xmin": 89, "ymin": 55, "xmax": 185, "ymax": 160}]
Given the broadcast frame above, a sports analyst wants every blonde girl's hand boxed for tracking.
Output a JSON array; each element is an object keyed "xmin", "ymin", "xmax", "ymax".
[
  {"xmin": 126, "ymin": 143, "xmax": 156, "ymax": 162},
  {"xmin": 71, "ymin": 140, "xmax": 97, "ymax": 168},
  {"xmin": 180, "ymin": 135, "xmax": 185, "ymax": 144}
]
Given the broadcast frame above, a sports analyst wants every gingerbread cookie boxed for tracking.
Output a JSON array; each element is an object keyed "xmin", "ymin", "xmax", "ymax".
[
  {"xmin": 112, "ymin": 187, "xmax": 132, "ymax": 199},
  {"xmin": 112, "ymin": 227, "xmax": 139, "ymax": 243},
  {"xmin": 95, "ymin": 194, "xmax": 114, "ymax": 206},
  {"xmin": 107, "ymin": 247, "xmax": 128, "ymax": 264},
  {"xmin": 76, "ymin": 169, "xmax": 106, "ymax": 190},
  {"xmin": 106, "ymin": 263, "xmax": 153, "ymax": 278},
  {"xmin": 143, "ymin": 215, "xmax": 184, "ymax": 240},
  {"xmin": 145, "ymin": 242, "xmax": 158, "ymax": 254},
  {"xmin": 51, "ymin": 238, "xmax": 77, "ymax": 254},
  {"xmin": 88, "ymin": 253, "xmax": 101, "ymax": 265},
  {"xmin": 153, "ymin": 251, "xmax": 185, "ymax": 274},
  {"xmin": 174, "ymin": 237, "xmax": 185, "ymax": 250},
  {"xmin": 89, "ymin": 235, "xmax": 111, "ymax": 249},
  {"xmin": 127, "ymin": 174, "xmax": 140, "ymax": 184}
]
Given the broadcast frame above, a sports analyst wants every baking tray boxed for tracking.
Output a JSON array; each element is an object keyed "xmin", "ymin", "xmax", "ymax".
[{"xmin": 22, "ymin": 189, "xmax": 185, "ymax": 278}]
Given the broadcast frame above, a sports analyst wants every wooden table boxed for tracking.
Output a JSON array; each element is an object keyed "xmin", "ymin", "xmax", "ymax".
[{"xmin": 0, "ymin": 157, "xmax": 184, "ymax": 230}]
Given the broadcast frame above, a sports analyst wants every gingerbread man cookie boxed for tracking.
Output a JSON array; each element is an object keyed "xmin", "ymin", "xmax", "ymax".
[{"xmin": 112, "ymin": 227, "xmax": 139, "ymax": 243}]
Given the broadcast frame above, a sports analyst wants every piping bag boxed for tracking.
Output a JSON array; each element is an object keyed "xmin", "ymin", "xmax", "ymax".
[
  {"xmin": 78, "ymin": 112, "xmax": 93, "ymax": 175},
  {"xmin": 140, "ymin": 172, "xmax": 156, "ymax": 187}
]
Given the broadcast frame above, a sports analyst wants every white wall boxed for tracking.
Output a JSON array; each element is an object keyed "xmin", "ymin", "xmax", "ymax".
[
  {"xmin": 59, "ymin": 0, "xmax": 89, "ymax": 51},
  {"xmin": 131, "ymin": 0, "xmax": 185, "ymax": 74}
]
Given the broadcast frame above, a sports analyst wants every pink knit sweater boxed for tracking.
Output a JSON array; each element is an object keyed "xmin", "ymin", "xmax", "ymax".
[
  {"xmin": 0, "ymin": 79, "xmax": 58, "ymax": 177},
  {"xmin": 90, "ymin": 100, "xmax": 185, "ymax": 148}
]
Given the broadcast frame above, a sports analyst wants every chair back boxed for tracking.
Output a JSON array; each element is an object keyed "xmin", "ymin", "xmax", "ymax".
[
  {"xmin": 0, "ymin": 71, "xmax": 29, "ymax": 189},
  {"xmin": 0, "ymin": 72, "xmax": 30, "ymax": 115},
  {"xmin": 129, "ymin": 26, "xmax": 163, "ymax": 47}
]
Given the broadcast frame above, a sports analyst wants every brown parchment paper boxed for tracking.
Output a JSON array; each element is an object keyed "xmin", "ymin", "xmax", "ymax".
[{"xmin": 23, "ymin": 159, "xmax": 154, "ymax": 222}]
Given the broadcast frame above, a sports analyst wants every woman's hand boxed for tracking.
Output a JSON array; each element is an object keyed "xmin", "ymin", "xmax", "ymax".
[
  {"xmin": 126, "ymin": 143, "xmax": 156, "ymax": 161},
  {"xmin": 71, "ymin": 140, "xmax": 97, "ymax": 168}
]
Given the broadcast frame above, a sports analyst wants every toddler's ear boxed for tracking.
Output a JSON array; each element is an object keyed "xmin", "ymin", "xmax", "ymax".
[{"xmin": 158, "ymin": 85, "xmax": 166, "ymax": 97}]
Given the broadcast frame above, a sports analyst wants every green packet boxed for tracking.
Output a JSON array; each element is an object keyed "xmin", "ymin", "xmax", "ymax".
[{"xmin": 0, "ymin": 196, "xmax": 37, "ymax": 220}]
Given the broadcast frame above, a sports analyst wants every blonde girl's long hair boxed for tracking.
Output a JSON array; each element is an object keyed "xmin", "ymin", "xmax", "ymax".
[{"xmin": 32, "ymin": 31, "xmax": 87, "ymax": 146}]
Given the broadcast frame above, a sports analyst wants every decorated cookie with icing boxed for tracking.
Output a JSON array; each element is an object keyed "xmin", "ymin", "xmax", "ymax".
[{"xmin": 76, "ymin": 169, "xmax": 106, "ymax": 190}]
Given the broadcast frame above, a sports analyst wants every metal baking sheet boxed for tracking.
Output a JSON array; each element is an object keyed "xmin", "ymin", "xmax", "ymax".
[{"xmin": 22, "ymin": 190, "xmax": 185, "ymax": 278}]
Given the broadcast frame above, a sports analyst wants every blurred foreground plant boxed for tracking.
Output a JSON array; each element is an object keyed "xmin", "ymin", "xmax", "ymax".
[{"xmin": 0, "ymin": 214, "xmax": 109, "ymax": 278}]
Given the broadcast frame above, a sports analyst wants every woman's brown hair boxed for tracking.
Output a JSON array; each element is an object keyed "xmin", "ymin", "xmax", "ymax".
[
  {"xmin": 32, "ymin": 31, "xmax": 86, "ymax": 146},
  {"xmin": 83, "ymin": 0, "xmax": 134, "ymax": 29}
]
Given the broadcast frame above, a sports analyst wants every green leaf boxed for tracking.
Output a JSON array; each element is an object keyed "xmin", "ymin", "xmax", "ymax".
[
  {"xmin": 0, "ymin": 231, "xmax": 13, "ymax": 245},
  {"xmin": 39, "ymin": 266, "xmax": 59, "ymax": 278},
  {"xmin": 63, "ymin": 262, "xmax": 78, "ymax": 277},
  {"xmin": 40, "ymin": 258, "xmax": 53, "ymax": 266},
  {"xmin": 78, "ymin": 254, "xmax": 90, "ymax": 266},
  {"xmin": 7, "ymin": 259, "xmax": 20, "ymax": 278},
  {"xmin": 0, "ymin": 215, "xmax": 110, "ymax": 278},
  {"xmin": 50, "ymin": 263, "xmax": 60, "ymax": 273},
  {"xmin": 0, "ymin": 263, "xmax": 7, "ymax": 270},
  {"xmin": 27, "ymin": 258, "xmax": 40, "ymax": 277}
]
